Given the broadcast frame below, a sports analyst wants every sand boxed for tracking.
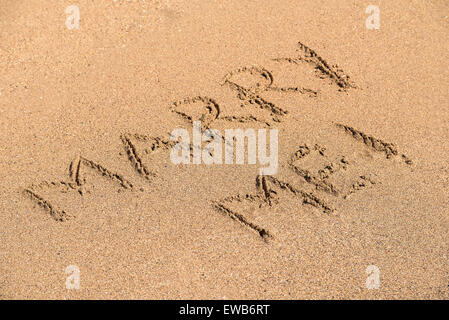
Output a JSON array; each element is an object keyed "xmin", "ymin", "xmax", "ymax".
[{"xmin": 0, "ymin": 0, "xmax": 448, "ymax": 299}]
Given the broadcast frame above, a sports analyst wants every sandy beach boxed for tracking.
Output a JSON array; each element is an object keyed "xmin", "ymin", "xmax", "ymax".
[{"xmin": 0, "ymin": 0, "xmax": 448, "ymax": 299}]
